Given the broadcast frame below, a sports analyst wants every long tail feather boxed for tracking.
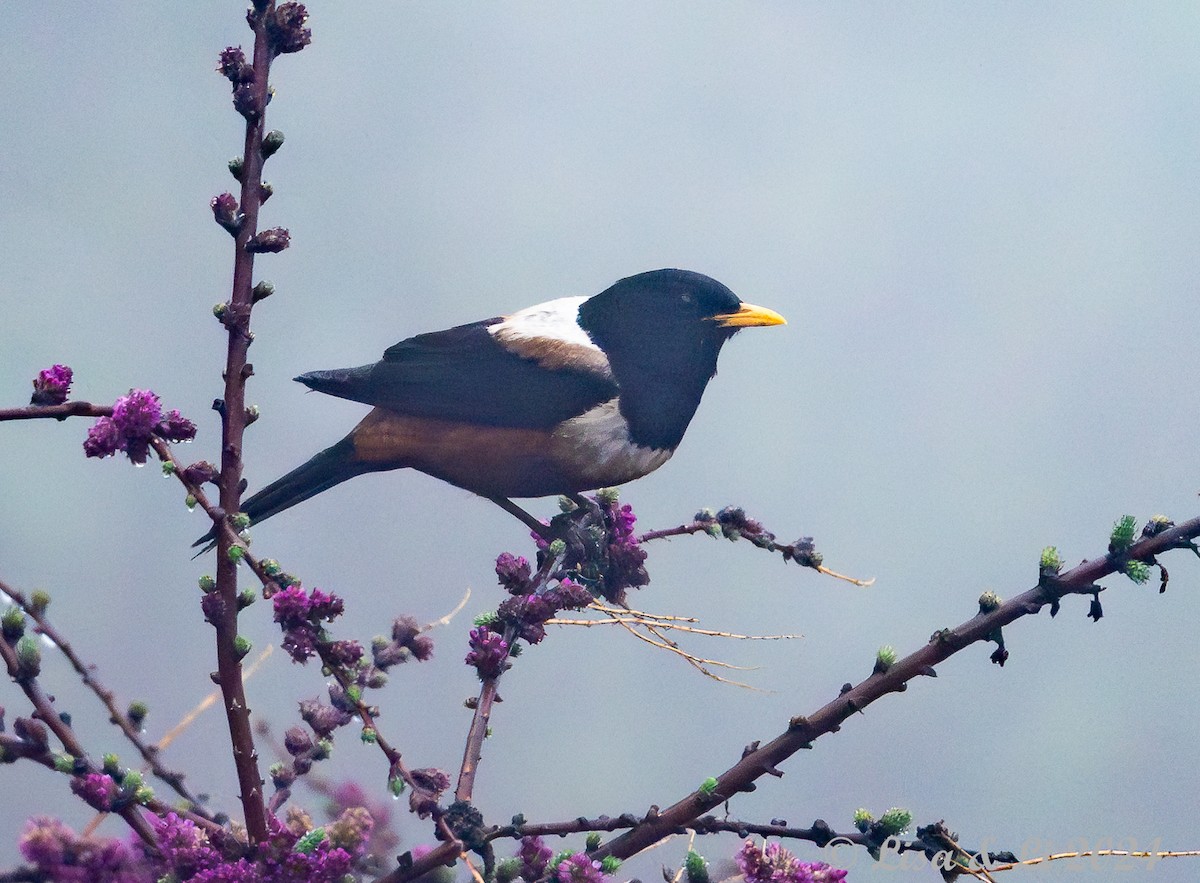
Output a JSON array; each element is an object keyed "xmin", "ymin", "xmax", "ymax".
[{"xmin": 192, "ymin": 436, "xmax": 372, "ymax": 552}]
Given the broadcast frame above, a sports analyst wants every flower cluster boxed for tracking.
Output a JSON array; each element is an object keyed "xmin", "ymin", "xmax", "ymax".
[
  {"xmin": 465, "ymin": 626, "xmax": 509, "ymax": 679},
  {"xmin": 556, "ymin": 852, "xmax": 607, "ymax": 883},
  {"xmin": 272, "ymin": 586, "xmax": 352, "ymax": 664},
  {"xmin": 518, "ymin": 836, "xmax": 553, "ymax": 881},
  {"xmin": 19, "ymin": 817, "xmax": 148, "ymax": 882},
  {"xmin": 83, "ymin": 389, "xmax": 196, "ymax": 465},
  {"xmin": 266, "ymin": 2, "xmax": 312, "ymax": 56},
  {"xmin": 596, "ymin": 496, "xmax": 649, "ymax": 601},
  {"xmin": 495, "ymin": 576, "xmax": 594, "ymax": 645},
  {"xmin": 735, "ymin": 839, "xmax": 847, "ymax": 883},
  {"xmin": 150, "ymin": 811, "xmax": 359, "ymax": 882},
  {"xmin": 30, "ymin": 364, "xmax": 73, "ymax": 406}
]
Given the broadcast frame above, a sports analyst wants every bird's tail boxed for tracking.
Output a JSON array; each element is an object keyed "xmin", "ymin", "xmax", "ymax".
[{"xmin": 191, "ymin": 436, "xmax": 376, "ymax": 553}]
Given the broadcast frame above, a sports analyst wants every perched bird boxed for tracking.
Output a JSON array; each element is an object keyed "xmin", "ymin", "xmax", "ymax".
[{"xmin": 197, "ymin": 269, "xmax": 783, "ymax": 546}]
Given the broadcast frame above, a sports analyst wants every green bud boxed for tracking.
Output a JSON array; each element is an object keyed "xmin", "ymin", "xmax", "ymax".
[
  {"xmin": 231, "ymin": 512, "xmax": 252, "ymax": 531},
  {"xmin": 294, "ymin": 828, "xmax": 326, "ymax": 854},
  {"xmin": 879, "ymin": 807, "xmax": 912, "ymax": 836},
  {"xmin": 360, "ymin": 727, "xmax": 377, "ymax": 744},
  {"xmin": 853, "ymin": 807, "xmax": 873, "ymax": 832},
  {"xmin": 15, "ymin": 635, "xmax": 41, "ymax": 678},
  {"xmin": 135, "ymin": 785, "xmax": 154, "ymax": 804},
  {"xmin": 127, "ymin": 701, "xmax": 149, "ymax": 726},
  {"xmin": 185, "ymin": 494, "xmax": 198, "ymax": 511},
  {"xmin": 978, "ymin": 591, "xmax": 1002, "ymax": 613},
  {"xmin": 548, "ymin": 539, "xmax": 567, "ymax": 557},
  {"xmin": 595, "ymin": 487, "xmax": 620, "ymax": 504},
  {"xmin": 227, "ymin": 544, "xmax": 246, "ymax": 563},
  {"xmin": 213, "ymin": 302, "xmax": 228, "ymax": 319},
  {"xmin": 600, "ymin": 856, "xmax": 622, "ymax": 874},
  {"xmin": 1039, "ymin": 546, "xmax": 1063, "ymax": 574},
  {"xmin": 585, "ymin": 833, "xmax": 601, "ymax": 852},
  {"xmin": 228, "ymin": 156, "xmax": 245, "ymax": 180},
  {"xmin": 684, "ymin": 850, "xmax": 710, "ymax": 883},
  {"xmin": 233, "ymin": 635, "xmax": 252, "ymax": 658},
  {"xmin": 52, "ymin": 753, "xmax": 75, "ymax": 773},
  {"xmin": 698, "ymin": 776, "xmax": 719, "ymax": 796},
  {"xmin": 252, "ymin": 280, "xmax": 275, "ymax": 303},
  {"xmin": 261, "ymin": 129, "xmax": 285, "ymax": 158},
  {"xmin": 198, "ymin": 574, "xmax": 216, "ymax": 592},
  {"xmin": 557, "ymin": 495, "xmax": 576, "ymax": 513},
  {"xmin": 705, "ymin": 522, "xmax": 723, "ymax": 538},
  {"xmin": 875, "ymin": 645, "xmax": 897, "ymax": 672},
  {"xmin": 366, "ymin": 670, "xmax": 388, "ymax": 689},
  {"xmin": 314, "ymin": 738, "xmax": 333, "ymax": 760},
  {"xmin": 29, "ymin": 589, "xmax": 51, "ymax": 614},
  {"xmin": 2, "ymin": 606, "xmax": 26, "ymax": 639},
  {"xmin": 237, "ymin": 588, "xmax": 257, "ymax": 609},
  {"xmin": 1124, "ymin": 561, "xmax": 1151, "ymax": 584},
  {"xmin": 473, "ymin": 612, "xmax": 500, "ymax": 627},
  {"xmin": 1110, "ymin": 515, "xmax": 1138, "ymax": 552},
  {"xmin": 509, "ymin": 643, "xmax": 523, "ymax": 657},
  {"xmin": 161, "ymin": 460, "xmax": 176, "ymax": 477},
  {"xmin": 245, "ymin": 404, "xmax": 261, "ymax": 425},
  {"xmin": 261, "ymin": 558, "xmax": 282, "ymax": 576},
  {"xmin": 495, "ymin": 858, "xmax": 522, "ymax": 883},
  {"xmin": 389, "ymin": 775, "xmax": 405, "ymax": 797},
  {"xmin": 121, "ymin": 770, "xmax": 144, "ymax": 790},
  {"xmin": 102, "ymin": 754, "xmax": 121, "ymax": 775}
]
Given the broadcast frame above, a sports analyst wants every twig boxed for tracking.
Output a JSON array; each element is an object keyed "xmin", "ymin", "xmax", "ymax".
[
  {"xmin": 0, "ymin": 402, "xmax": 112, "ymax": 422},
  {"xmin": 0, "ymin": 577, "xmax": 211, "ymax": 816},
  {"xmin": 592, "ymin": 513, "xmax": 1200, "ymax": 861},
  {"xmin": 0, "ymin": 630, "xmax": 157, "ymax": 847}
]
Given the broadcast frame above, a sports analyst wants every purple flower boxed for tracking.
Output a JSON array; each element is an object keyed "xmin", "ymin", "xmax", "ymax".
[
  {"xmin": 183, "ymin": 460, "xmax": 220, "ymax": 486},
  {"xmin": 84, "ymin": 389, "xmax": 191, "ymax": 466},
  {"xmin": 284, "ymin": 726, "xmax": 313, "ymax": 757},
  {"xmin": 70, "ymin": 772, "xmax": 118, "ymax": 811},
  {"xmin": 299, "ymin": 698, "xmax": 352, "ymax": 737},
  {"xmin": 735, "ymin": 839, "xmax": 847, "ymax": 883},
  {"xmin": 323, "ymin": 639, "xmax": 364, "ymax": 666},
  {"xmin": 495, "ymin": 552, "xmax": 532, "ymax": 593},
  {"xmin": 267, "ymin": 3, "xmax": 312, "ymax": 55},
  {"xmin": 83, "ymin": 416, "xmax": 122, "ymax": 459},
  {"xmin": 157, "ymin": 409, "xmax": 197, "ymax": 443},
  {"xmin": 556, "ymin": 853, "xmax": 605, "ymax": 883},
  {"xmin": 30, "ymin": 364, "xmax": 73, "ymax": 405},
  {"xmin": 246, "ymin": 227, "xmax": 291, "ymax": 253},
  {"xmin": 20, "ymin": 817, "xmax": 151, "ymax": 882},
  {"xmin": 210, "ymin": 193, "xmax": 242, "ymax": 233},
  {"xmin": 518, "ymin": 837, "xmax": 553, "ymax": 881},
  {"xmin": 216, "ymin": 46, "xmax": 252, "ymax": 83},
  {"xmin": 112, "ymin": 389, "xmax": 162, "ymax": 438},
  {"xmin": 546, "ymin": 577, "xmax": 594, "ymax": 610},
  {"xmin": 465, "ymin": 626, "xmax": 509, "ymax": 679}
]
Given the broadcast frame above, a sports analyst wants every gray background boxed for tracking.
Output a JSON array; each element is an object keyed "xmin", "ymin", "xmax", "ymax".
[{"xmin": 3, "ymin": 3, "xmax": 1199, "ymax": 881}]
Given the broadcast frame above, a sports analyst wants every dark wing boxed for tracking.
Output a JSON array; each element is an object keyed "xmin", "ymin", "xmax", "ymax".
[{"xmin": 296, "ymin": 319, "xmax": 618, "ymax": 429}]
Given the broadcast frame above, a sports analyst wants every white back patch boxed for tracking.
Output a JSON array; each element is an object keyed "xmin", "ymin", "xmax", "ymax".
[{"xmin": 490, "ymin": 296, "xmax": 611, "ymax": 375}]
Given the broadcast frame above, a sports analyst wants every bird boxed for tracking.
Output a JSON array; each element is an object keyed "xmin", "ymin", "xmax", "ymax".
[{"xmin": 195, "ymin": 269, "xmax": 784, "ymax": 548}]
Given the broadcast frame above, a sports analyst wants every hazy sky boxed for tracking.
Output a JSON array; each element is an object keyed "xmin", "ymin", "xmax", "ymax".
[{"xmin": 3, "ymin": 4, "xmax": 1199, "ymax": 881}]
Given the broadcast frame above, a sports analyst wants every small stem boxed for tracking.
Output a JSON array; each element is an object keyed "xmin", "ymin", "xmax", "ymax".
[
  {"xmin": 0, "ymin": 401, "xmax": 113, "ymax": 421},
  {"xmin": 455, "ymin": 677, "xmax": 500, "ymax": 803}
]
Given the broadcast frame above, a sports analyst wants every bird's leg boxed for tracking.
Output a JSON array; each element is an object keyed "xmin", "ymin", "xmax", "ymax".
[{"xmin": 486, "ymin": 495, "xmax": 554, "ymax": 542}]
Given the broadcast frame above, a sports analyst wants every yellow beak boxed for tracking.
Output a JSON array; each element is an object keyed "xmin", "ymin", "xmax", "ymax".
[{"xmin": 711, "ymin": 302, "xmax": 787, "ymax": 328}]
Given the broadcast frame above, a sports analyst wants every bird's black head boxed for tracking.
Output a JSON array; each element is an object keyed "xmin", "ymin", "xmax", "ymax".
[{"xmin": 577, "ymin": 269, "xmax": 785, "ymax": 450}]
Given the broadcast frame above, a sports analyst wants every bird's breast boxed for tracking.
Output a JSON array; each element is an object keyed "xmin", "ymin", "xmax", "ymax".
[{"xmin": 348, "ymin": 400, "xmax": 671, "ymax": 499}]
